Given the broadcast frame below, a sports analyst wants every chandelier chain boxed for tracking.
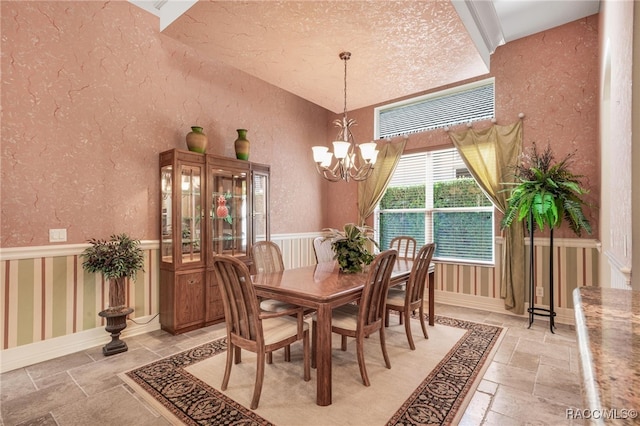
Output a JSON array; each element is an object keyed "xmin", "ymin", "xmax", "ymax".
[{"xmin": 342, "ymin": 53, "xmax": 348, "ymax": 118}]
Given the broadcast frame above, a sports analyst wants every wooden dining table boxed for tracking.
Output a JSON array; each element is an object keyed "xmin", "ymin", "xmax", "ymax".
[{"xmin": 252, "ymin": 258, "xmax": 434, "ymax": 406}]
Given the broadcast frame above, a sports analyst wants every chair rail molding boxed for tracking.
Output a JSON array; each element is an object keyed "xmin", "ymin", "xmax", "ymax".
[{"xmin": 603, "ymin": 248, "xmax": 632, "ymax": 289}]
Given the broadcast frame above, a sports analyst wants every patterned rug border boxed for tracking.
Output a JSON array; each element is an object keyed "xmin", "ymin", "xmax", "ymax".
[{"xmin": 123, "ymin": 316, "xmax": 504, "ymax": 426}]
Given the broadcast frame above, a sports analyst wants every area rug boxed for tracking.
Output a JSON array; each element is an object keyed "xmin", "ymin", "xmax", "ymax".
[{"xmin": 122, "ymin": 316, "xmax": 503, "ymax": 425}]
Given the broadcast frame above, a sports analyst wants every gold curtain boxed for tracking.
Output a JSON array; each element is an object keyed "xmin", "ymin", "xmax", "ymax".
[
  {"xmin": 448, "ymin": 120, "xmax": 525, "ymax": 314},
  {"xmin": 357, "ymin": 138, "xmax": 407, "ymax": 226}
]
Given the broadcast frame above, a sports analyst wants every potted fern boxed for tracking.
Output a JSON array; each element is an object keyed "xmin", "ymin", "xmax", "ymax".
[
  {"xmin": 82, "ymin": 233, "xmax": 144, "ymax": 355},
  {"xmin": 501, "ymin": 143, "xmax": 591, "ymax": 332},
  {"xmin": 501, "ymin": 142, "xmax": 592, "ymax": 235},
  {"xmin": 322, "ymin": 223, "xmax": 379, "ymax": 273}
]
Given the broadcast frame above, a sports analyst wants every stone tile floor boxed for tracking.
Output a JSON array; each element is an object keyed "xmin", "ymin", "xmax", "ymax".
[{"xmin": 1, "ymin": 303, "xmax": 585, "ymax": 425}]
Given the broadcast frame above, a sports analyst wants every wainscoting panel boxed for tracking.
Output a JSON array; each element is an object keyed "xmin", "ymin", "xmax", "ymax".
[
  {"xmin": 1, "ymin": 243, "xmax": 159, "ymax": 352},
  {"xmin": 0, "ymin": 235, "xmax": 598, "ymax": 372},
  {"xmin": 433, "ymin": 237, "xmax": 599, "ymax": 314}
]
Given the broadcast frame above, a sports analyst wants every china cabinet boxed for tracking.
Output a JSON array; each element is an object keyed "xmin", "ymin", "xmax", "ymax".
[{"xmin": 159, "ymin": 149, "xmax": 270, "ymax": 334}]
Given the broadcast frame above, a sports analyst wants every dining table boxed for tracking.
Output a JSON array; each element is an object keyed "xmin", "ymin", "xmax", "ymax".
[{"xmin": 251, "ymin": 258, "xmax": 435, "ymax": 406}]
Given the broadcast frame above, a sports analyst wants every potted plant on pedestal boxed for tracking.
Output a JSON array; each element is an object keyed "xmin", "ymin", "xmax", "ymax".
[
  {"xmin": 501, "ymin": 143, "xmax": 591, "ymax": 332},
  {"xmin": 81, "ymin": 233, "xmax": 144, "ymax": 355},
  {"xmin": 322, "ymin": 223, "xmax": 378, "ymax": 273}
]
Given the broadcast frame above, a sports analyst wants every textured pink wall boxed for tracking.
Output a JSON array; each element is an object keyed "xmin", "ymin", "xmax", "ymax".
[
  {"xmin": 599, "ymin": 0, "xmax": 634, "ymax": 268},
  {"xmin": 1, "ymin": 1, "xmax": 328, "ymax": 247},
  {"xmin": 326, "ymin": 17, "xmax": 600, "ymax": 240}
]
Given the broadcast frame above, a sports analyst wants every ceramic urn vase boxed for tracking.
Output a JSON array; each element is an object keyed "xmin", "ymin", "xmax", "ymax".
[
  {"xmin": 234, "ymin": 129, "xmax": 250, "ymax": 160},
  {"xmin": 186, "ymin": 126, "xmax": 208, "ymax": 153}
]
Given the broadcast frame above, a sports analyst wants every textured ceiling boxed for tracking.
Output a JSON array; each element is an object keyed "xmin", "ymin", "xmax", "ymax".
[{"xmin": 138, "ymin": 0, "xmax": 600, "ymax": 114}]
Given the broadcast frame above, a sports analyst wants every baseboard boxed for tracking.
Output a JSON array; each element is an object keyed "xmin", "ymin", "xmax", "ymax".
[
  {"xmin": 0, "ymin": 314, "xmax": 161, "ymax": 373},
  {"xmin": 435, "ymin": 291, "xmax": 575, "ymax": 326}
]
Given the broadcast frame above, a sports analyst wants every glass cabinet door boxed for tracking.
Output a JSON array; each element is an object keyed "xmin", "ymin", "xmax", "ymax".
[
  {"xmin": 180, "ymin": 165, "xmax": 202, "ymax": 264},
  {"xmin": 161, "ymin": 165, "xmax": 173, "ymax": 263},
  {"xmin": 252, "ymin": 169, "xmax": 269, "ymax": 243},
  {"xmin": 210, "ymin": 169, "xmax": 248, "ymax": 257}
]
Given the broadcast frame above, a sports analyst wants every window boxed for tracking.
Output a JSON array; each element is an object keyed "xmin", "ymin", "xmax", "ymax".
[
  {"xmin": 375, "ymin": 149, "xmax": 494, "ymax": 264},
  {"xmin": 375, "ymin": 78, "xmax": 495, "ymax": 138}
]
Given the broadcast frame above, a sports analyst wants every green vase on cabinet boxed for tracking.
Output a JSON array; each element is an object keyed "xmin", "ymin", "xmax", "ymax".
[
  {"xmin": 234, "ymin": 129, "xmax": 250, "ymax": 160},
  {"xmin": 186, "ymin": 126, "xmax": 208, "ymax": 154}
]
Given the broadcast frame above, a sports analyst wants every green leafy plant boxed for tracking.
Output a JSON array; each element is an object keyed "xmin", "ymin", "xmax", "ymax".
[
  {"xmin": 81, "ymin": 233, "xmax": 145, "ymax": 310},
  {"xmin": 322, "ymin": 224, "xmax": 379, "ymax": 273},
  {"xmin": 501, "ymin": 143, "xmax": 592, "ymax": 236}
]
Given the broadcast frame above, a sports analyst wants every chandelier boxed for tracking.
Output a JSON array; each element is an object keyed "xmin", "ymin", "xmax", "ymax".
[{"xmin": 312, "ymin": 52, "xmax": 379, "ymax": 182}]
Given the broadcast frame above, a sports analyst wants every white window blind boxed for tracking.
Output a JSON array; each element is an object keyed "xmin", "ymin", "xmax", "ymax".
[
  {"xmin": 376, "ymin": 148, "xmax": 494, "ymax": 264},
  {"xmin": 376, "ymin": 79, "xmax": 495, "ymax": 138}
]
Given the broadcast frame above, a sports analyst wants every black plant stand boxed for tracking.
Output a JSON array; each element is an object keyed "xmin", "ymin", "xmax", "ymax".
[{"xmin": 526, "ymin": 211, "xmax": 556, "ymax": 333}]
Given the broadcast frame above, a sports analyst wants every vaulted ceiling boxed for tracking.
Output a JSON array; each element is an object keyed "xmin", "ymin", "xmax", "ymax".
[{"xmin": 131, "ymin": 1, "xmax": 600, "ymax": 113}]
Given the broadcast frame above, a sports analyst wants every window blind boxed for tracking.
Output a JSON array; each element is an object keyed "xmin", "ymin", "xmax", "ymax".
[
  {"xmin": 377, "ymin": 148, "xmax": 494, "ymax": 264},
  {"xmin": 377, "ymin": 79, "xmax": 495, "ymax": 138}
]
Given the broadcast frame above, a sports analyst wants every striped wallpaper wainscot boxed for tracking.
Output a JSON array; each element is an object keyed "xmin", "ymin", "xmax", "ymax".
[
  {"xmin": 1, "ymin": 235, "xmax": 598, "ymax": 372},
  {"xmin": 1, "ymin": 243, "xmax": 159, "ymax": 351}
]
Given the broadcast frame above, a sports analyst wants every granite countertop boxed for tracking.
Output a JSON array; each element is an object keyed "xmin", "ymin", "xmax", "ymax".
[{"xmin": 573, "ymin": 286, "xmax": 640, "ymax": 419}]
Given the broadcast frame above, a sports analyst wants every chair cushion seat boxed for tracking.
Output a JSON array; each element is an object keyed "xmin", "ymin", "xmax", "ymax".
[
  {"xmin": 327, "ymin": 304, "xmax": 360, "ymax": 331},
  {"xmin": 386, "ymin": 288, "xmax": 407, "ymax": 307},
  {"xmin": 260, "ymin": 298, "xmax": 297, "ymax": 312},
  {"xmin": 261, "ymin": 316, "xmax": 309, "ymax": 345}
]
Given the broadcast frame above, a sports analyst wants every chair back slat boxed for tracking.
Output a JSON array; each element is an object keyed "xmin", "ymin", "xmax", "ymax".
[
  {"xmin": 313, "ymin": 237, "xmax": 335, "ymax": 263},
  {"xmin": 213, "ymin": 255, "xmax": 262, "ymax": 342},
  {"xmin": 389, "ymin": 236, "xmax": 417, "ymax": 260},
  {"xmin": 252, "ymin": 241, "xmax": 285, "ymax": 273},
  {"xmin": 406, "ymin": 243, "xmax": 436, "ymax": 304},
  {"xmin": 359, "ymin": 249, "xmax": 397, "ymax": 327}
]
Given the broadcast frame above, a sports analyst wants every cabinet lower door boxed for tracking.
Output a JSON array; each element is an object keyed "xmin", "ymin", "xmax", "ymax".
[
  {"xmin": 175, "ymin": 271, "xmax": 206, "ymax": 329},
  {"xmin": 206, "ymin": 271, "xmax": 225, "ymax": 324}
]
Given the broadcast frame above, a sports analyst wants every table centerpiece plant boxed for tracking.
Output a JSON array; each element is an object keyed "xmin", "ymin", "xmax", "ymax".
[
  {"xmin": 322, "ymin": 223, "xmax": 379, "ymax": 273},
  {"xmin": 81, "ymin": 233, "xmax": 145, "ymax": 355}
]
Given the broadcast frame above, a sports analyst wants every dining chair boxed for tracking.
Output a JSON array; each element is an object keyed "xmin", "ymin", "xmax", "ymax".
[
  {"xmin": 313, "ymin": 236, "xmax": 335, "ymax": 263},
  {"xmin": 212, "ymin": 255, "xmax": 311, "ymax": 410},
  {"xmin": 313, "ymin": 249, "xmax": 398, "ymax": 386},
  {"xmin": 252, "ymin": 241, "xmax": 297, "ymax": 312},
  {"xmin": 385, "ymin": 243, "xmax": 436, "ymax": 350},
  {"xmin": 389, "ymin": 236, "xmax": 417, "ymax": 260},
  {"xmin": 251, "ymin": 240, "xmax": 301, "ymax": 362}
]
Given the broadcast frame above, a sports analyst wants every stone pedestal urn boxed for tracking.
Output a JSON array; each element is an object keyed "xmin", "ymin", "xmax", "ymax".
[{"xmin": 99, "ymin": 306, "xmax": 134, "ymax": 356}]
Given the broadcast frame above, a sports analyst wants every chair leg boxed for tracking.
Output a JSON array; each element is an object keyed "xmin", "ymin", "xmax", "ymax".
[
  {"xmin": 251, "ymin": 350, "xmax": 266, "ymax": 409},
  {"xmin": 355, "ymin": 333, "xmax": 370, "ymax": 387},
  {"xmin": 404, "ymin": 309, "xmax": 416, "ymax": 350},
  {"xmin": 385, "ymin": 308, "xmax": 390, "ymax": 327},
  {"xmin": 303, "ymin": 331, "xmax": 311, "ymax": 381},
  {"xmin": 379, "ymin": 327, "xmax": 391, "ymax": 369},
  {"xmin": 284, "ymin": 345, "xmax": 291, "ymax": 362},
  {"xmin": 234, "ymin": 346, "xmax": 242, "ymax": 364},
  {"xmin": 222, "ymin": 342, "xmax": 234, "ymax": 391},
  {"xmin": 341, "ymin": 335, "xmax": 348, "ymax": 351},
  {"xmin": 419, "ymin": 304, "xmax": 429, "ymax": 339},
  {"xmin": 267, "ymin": 351, "xmax": 273, "ymax": 364}
]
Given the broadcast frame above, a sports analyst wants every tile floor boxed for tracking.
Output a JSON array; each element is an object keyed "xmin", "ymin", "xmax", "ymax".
[{"xmin": 1, "ymin": 303, "xmax": 585, "ymax": 425}]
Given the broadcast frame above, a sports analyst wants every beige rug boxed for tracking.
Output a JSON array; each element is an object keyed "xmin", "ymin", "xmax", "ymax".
[{"xmin": 122, "ymin": 316, "xmax": 504, "ymax": 425}]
